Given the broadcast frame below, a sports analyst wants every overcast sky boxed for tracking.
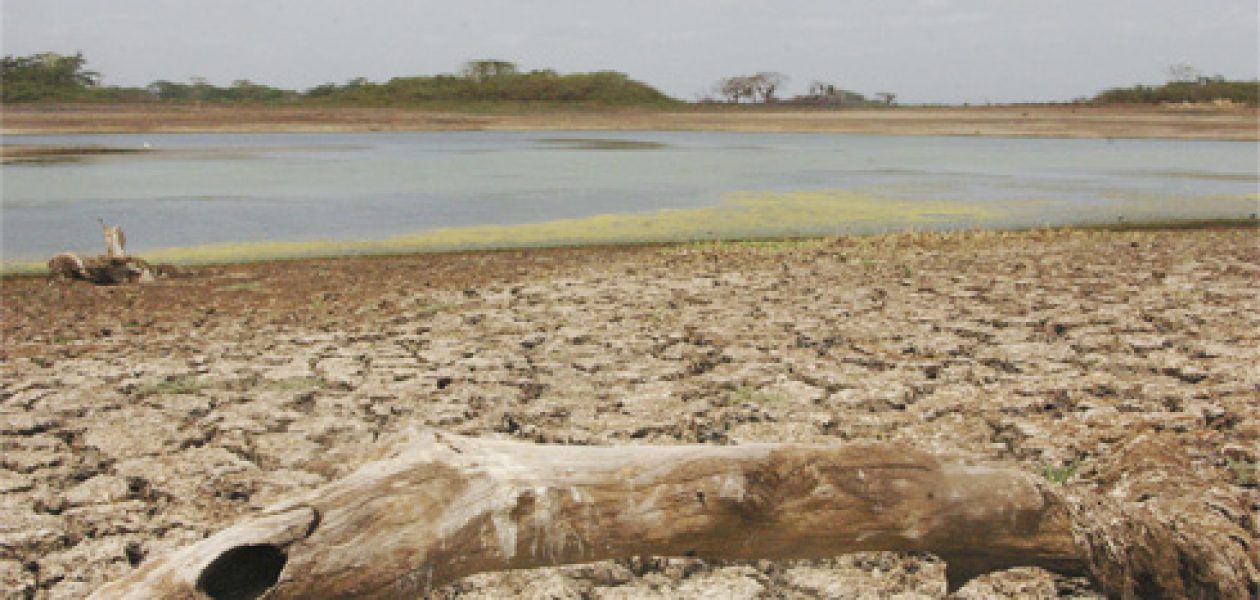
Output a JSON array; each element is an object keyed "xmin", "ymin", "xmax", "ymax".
[{"xmin": 3, "ymin": 0, "xmax": 1257, "ymax": 104}]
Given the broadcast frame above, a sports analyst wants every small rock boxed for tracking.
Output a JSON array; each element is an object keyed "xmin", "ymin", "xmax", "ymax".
[
  {"xmin": 0, "ymin": 471, "xmax": 35, "ymax": 493},
  {"xmin": 1123, "ymin": 335, "xmax": 1168, "ymax": 353},
  {"xmin": 0, "ymin": 412, "xmax": 59, "ymax": 435},
  {"xmin": 31, "ymin": 488, "xmax": 67, "ymax": 514},
  {"xmin": 1222, "ymin": 444, "xmax": 1256, "ymax": 463},
  {"xmin": 63, "ymin": 475, "xmax": 131, "ymax": 507},
  {"xmin": 1164, "ymin": 365, "xmax": 1209, "ymax": 384},
  {"xmin": 0, "ymin": 559, "xmax": 36, "ymax": 598}
]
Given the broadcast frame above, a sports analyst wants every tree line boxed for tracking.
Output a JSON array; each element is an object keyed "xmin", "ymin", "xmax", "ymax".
[
  {"xmin": 1091, "ymin": 64, "xmax": 1257, "ymax": 106},
  {"xmin": 6, "ymin": 52, "xmax": 1253, "ymax": 108},
  {"xmin": 0, "ymin": 53, "xmax": 679, "ymax": 106}
]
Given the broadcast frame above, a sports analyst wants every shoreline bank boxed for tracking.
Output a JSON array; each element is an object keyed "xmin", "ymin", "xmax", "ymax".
[
  {"xmin": 3, "ymin": 103, "xmax": 1257, "ymax": 140},
  {"xmin": 5, "ymin": 219, "xmax": 1256, "ymax": 278}
]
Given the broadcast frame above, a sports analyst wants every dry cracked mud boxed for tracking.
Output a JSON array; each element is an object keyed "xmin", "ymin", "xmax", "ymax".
[{"xmin": 2, "ymin": 227, "xmax": 1257, "ymax": 598}]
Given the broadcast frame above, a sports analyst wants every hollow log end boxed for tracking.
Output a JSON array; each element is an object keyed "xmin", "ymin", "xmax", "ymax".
[{"xmin": 90, "ymin": 505, "xmax": 318, "ymax": 600}]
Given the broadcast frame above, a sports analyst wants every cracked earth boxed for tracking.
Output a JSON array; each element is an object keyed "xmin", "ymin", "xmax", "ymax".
[{"xmin": 2, "ymin": 227, "xmax": 1257, "ymax": 598}]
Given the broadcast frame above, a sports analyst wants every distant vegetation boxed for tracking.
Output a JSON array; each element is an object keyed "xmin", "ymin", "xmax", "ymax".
[
  {"xmin": 5, "ymin": 53, "xmax": 1254, "ymax": 109},
  {"xmin": 1, "ymin": 53, "xmax": 679, "ymax": 107},
  {"xmin": 1092, "ymin": 64, "xmax": 1257, "ymax": 106},
  {"xmin": 1, "ymin": 52, "xmax": 101, "ymax": 102},
  {"xmin": 304, "ymin": 66, "xmax": 677, "ymax": 106},
  {"xmin": 705, "ymin": 73, "xmax": 895, "ymax": 106}
]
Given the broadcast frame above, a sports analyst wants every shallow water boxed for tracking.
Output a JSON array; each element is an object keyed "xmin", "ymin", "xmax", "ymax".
[{"xmin": 3, "ymin": 130, "xmax": 1256, "ymax": 264}]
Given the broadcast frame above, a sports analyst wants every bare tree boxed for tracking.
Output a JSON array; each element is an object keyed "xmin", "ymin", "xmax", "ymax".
[
  {"xmin": 807, "ymin": 80, "xmax": 832, "ymax": 97},
  {"xmin": 751, "ymin": 72, "xmax": 788, "ymax": 103},
  {"xmin": 718, "ymin": 76, "xmax": 755, "ymax": 103},
  {"xmin": 717, "ymin": 73, "xmax": 788, "ymax": 104},
  {"xmin": 875, "ymin": 92, "xmax": 897, "ymax": 106}
]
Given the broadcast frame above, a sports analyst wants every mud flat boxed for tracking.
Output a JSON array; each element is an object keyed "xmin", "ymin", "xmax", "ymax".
[
  {"xmin": 2, "ymin": 227, "xmax": 1258, "ymax": 598},
  {"xmin": 3, "ymin": 103, "xmax": 1257, "ymax": 140},
  {"xmin": 0, "ymin": 145, "xmax": 151, "ymax": 164}
]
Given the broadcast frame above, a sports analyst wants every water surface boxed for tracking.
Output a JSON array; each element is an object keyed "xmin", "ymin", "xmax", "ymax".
[{"xmin": 3, "ymin": 131, "xmax": 1256, "ymax": 265}]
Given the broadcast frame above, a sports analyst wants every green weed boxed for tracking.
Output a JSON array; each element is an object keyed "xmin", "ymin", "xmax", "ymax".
[
  {"xmin": 217, "ymin": 281, "xmax": 262, "ymax": 292},
  {"xmin": 420, "ymin": 302, "xmax": 456, "ymax": 314},
  {"xmin": 134, "ymin": 375, "xmax": 208, "ymax": 397},
  {"xmin": 730, "ymin": 386, "xmax": 787, "ymax": 405},
  {"xmin": 1043, "ymin": 463, "xmax": 1077, "ymax": 484},
  {"xmin": 1226, "ymin": 458, "xmax": 1256, "ymax": 486}
]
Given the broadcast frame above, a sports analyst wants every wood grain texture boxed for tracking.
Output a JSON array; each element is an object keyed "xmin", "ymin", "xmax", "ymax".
[{"xmin": 92, "ymin": 431, "xmax": 1082, "ymax": 599}]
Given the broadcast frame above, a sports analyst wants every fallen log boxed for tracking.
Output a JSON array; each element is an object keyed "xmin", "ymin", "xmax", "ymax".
[
  {"xmin": 48, "ymin": 254, "xmax": 157, "ymax": 284},
  {"xmin": 91, "ymin": 431, "xmax": 1254, "ymax": 599}
]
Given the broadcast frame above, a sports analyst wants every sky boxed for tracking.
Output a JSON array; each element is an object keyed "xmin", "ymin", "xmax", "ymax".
[{"xmin": 3, "ymin": 0, "xmax": 1257, "ymax": 104}]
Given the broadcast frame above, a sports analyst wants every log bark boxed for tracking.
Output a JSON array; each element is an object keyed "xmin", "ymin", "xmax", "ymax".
[
  {"xmin": 47, "ymin": 254, "xmax": 156, "ymax": 284},
  {"xmin": 92, "ymin": 431, "xmax": 1259, "ymax": 599},
  {"xmin": 92, "ymin": 431, "xmax": 1086, "ymax": 599}
]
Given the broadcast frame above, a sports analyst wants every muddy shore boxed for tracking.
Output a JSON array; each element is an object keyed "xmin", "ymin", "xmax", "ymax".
[
  {"xmin": 3, "ymin": 103, "xmax": 1257, "ymax": 140},
  {"xmin": 2, "ymin": 227, "xmax": 1258, "ymax": 598}
]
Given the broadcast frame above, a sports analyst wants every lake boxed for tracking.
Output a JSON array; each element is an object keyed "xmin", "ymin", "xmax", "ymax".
[{"xmin": 3, "ymin": 130, "xmax": 1256, "ymax": 266}]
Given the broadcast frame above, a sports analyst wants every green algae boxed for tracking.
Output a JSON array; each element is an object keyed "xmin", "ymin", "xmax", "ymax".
[
  {"xmin": 5, "ymin": 187, "xmax": 1253, "ymax": 275},
  {"xmin": 125, "ymin": 190, "xmax": 993, "ymax": 267}
]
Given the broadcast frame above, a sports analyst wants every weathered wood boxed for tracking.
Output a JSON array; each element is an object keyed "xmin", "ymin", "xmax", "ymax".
[
  {"xmin": 47, "ymin": 221, "xmax": 167, "ymax": 284},
  {"xmin": 47, "ymin": 252, "xmax": 89, "ymax": 281},
  {"xmin": 48, "ymin": 253, "xmax": 156, "ymax": 284},
  {"xmin": 93, "ymin": 431, "xmax": 1260, "ymax": 599},
  {"xmin": 92, "ymin": 431, "xmax": 1087, "ymax": 599},
  {"xmin": 100, "ymin": 218, "xmax": 127, "ymax": 258}
]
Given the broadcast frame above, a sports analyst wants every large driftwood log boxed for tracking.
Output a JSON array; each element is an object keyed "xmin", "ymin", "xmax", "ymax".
[
  {"xmin": 47, "ymin": 254, "xmax": 157, "ymax": 284},
  {"xmin": 47, "ymin": 220, "xmax": 176, "ymax": 284},
  {"xmin": 91, "ymin": 431, "xmax": 1254, "ymax": 599}
]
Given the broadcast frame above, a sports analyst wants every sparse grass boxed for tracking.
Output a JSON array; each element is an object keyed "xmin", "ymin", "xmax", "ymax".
[
  {"xmin": 217, "ymin": 281, "xmax": 263, "ymax": 292},
  {"xmin": 730, "ymin": 386, "xmax": 788, "ymax": 405},
  {"xmin": 1226, "ymin": 458, "xmax": 1256, "ymax": 486},
  {"xmin": 420, "ymin": 302, "xmax": 457, "ymax": 314},
  {"xmin": 1076, "ymin": 217, "xmax": 1258, "ymax": 233},
  {"xmin": 1043, "ymin": 462, "xmax": 1078, "ymax": 484},
  {"xmin": 134, "ymin": 375, "xmax": 208, "ymax": 397},
  {"xmin": 661, "ymin": 237, "xmax": 832, "ymax": 256}
]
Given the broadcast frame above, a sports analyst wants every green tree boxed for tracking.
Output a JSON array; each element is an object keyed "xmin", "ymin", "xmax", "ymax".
[
  {"xmin": 461, "ymin": 60, "xmax": 518, "ymax": 82},
  {"xmin": 1, "ymin": 51, "xmax": 100, "ymax": 101}
]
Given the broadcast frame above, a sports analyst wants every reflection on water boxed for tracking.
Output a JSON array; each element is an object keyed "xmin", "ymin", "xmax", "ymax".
[
  {"xmin": 2, "ymin": 130, "xmax": 1257, "ymax": 265},
  {"xmin": 1111, "ymin": 169, "xmax": 1260, "ymax": 182}
]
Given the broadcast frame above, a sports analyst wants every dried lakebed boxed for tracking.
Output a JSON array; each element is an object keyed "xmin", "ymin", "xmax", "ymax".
[{"xmin": 2, "ymin": 228, "xmax": 1258, "ymax": 598}]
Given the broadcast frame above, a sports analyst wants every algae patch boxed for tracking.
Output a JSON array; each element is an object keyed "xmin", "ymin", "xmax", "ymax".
[{"xmin": 122, "ymin": 191, "xmax": 994, "ymax": 266}]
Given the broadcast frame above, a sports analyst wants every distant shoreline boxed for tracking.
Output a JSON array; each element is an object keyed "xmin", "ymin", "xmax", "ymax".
[{"xmin": 3, "ymin": 103, "xmax": 1257, "ymax": 140}]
